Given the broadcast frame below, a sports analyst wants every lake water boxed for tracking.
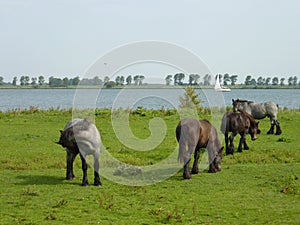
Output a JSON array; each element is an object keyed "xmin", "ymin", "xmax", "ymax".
[{"xmin": 0, "ymin": 88, "xmax": 299, "ymax": 111}]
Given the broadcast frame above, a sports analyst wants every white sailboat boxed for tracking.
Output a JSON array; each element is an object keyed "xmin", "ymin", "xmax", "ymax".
[{"xmin": 214, "ymin": 75, "xmax": 231, "ymax": 92}]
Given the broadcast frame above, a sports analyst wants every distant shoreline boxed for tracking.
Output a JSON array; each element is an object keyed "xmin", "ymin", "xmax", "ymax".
[{"xmin": 0, "ymin": 85, "xmax": 300, "ymax": 89}]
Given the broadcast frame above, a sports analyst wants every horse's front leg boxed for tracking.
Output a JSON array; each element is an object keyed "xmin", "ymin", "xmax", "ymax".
[
  {"xmin": 79, "ymin": 154, "xmax": 89, "ymax": 186},
  {"xmin": 238, "ymin": 133, "xmax": 246, "ymax": 152},
  {"xmin": 228, "ymin": 132, "xmax": 236, "ymax": 155},
  {"xmin": 66, "ymin": 149, "xmax": 77, "ymax": 180},
  {"xmin": 93, "ymin": 154, "xmax": 102, "ymax": 186},
  {"xmin": 191, "ymin": 146, "xmax": 200, "ymax": 174},
  {"xmin": 224, "ymin": 132, "xmax": 230, "ymax": 155}
]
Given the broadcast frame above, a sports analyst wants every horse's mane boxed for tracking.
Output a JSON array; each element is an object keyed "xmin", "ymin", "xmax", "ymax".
[
  {"xmin": 236, "ymin": 99, "xmax": 254, "ymax": 104},
  {"xmin": 239, "ymin": 110, "xmax": 256, "ymax": 126}
]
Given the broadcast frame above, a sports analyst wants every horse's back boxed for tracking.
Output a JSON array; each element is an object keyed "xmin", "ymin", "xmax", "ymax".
[
  {"xmin": 176, "ymin": 118, "xmax": 200, "ymax": 145},
  {"xmin": 65, "ymin": 119, "xmax": 101, "ymax": 155}
]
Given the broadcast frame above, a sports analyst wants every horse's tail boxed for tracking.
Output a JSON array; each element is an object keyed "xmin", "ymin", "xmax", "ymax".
[
  {"xmin": 176, "ymin": 124, "xmax": 187, "ymax": 164},
  {"xmin": 220, "ymin": 114, "xmax": 228, "ymax": 134}
]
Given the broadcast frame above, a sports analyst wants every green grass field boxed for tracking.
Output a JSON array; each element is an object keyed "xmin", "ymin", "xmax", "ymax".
[{"xmin": 0, "ymin": 108, "xmax": 299, "ymax": 224}]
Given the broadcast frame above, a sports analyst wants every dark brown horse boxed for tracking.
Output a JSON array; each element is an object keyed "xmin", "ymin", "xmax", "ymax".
[
  {"xmin": 221, "ymin": 111, "xmax": 260, "ymax": 155},
  {"xmin": 176, "ymin": 118, "xmax": 223, "ymax": 179}
]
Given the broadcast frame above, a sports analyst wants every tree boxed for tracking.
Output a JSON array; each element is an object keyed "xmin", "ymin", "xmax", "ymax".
[
  {"xmin": 189, "ymin": 74, "xmax": 200, "ymax": 85},
  {"xmin": 38, "ymin": 76, "xmax": 45, "ymax": 85},
  {"xmin": 0, "ymin": 76, "xmax": 3, "ymax": 85},
  {"xmin": 20, "ymin": 76, "xmax": 26, "ymax": 86},
  {"xmin": 288, "ymin": 76, "xmax": 294, "ymax": 86},
  {"xmin": 293, "ymin": 76, "xmax": 298, "ymax": 86},
  {"xmin": 133, "ymin": 75, "xmax": 139, "ymax": 85},
  {"xmin": 126, "ymin": 75, "xmax": 132, "ymax": 85},
  {"xmin": 230, "ymin": 75, "xmax": 238, "ymax": 85},
  {"xmin": 203, "ymin": 74, "xmax": 211, "ymax": 86},
  {"xmin": 12, "ymin": 77, "xmax": 17, "ymax": 86},
  {"xmin": 104, "ymin": 76, "xmax": 110, "ymax": 86},
  {"xmin": 250, "ymin": 78, "xmax": 257, "ymax": 86},
  {"xmin": 223, "ymin": 73, "xmax": 231, "ymax": 85},
  {"xmin": 165, "ymin": 75, "xmax": 172, "ymax": 86},
  {"xmin": 173, "ymin": 73, "xmax": 179, "ymax": 85},
  {"xmin": 174, "ymin": 73, "xmax": 185, "ymax": 85},
  {"xmin": 92, "ymin": 76, "xmax": 102, "ymax": 85},
  {"xmin": 179, "ymin": 86, "xmax": 203, "ymax": 108},
  {"xmin": 63, "ymin": 77, "xmax": 69, "ymax": 86},
  {"xmin": 31, "ymin": 77, "xmax": 37, "ymax": 85},
  {"xmin": 280, "ymin": 78, "xmax": 285, "ymax": 86},
  {"xmin": 138, "ymin": 75, "xmax": 145, "ymax": 85},
  {"xmin": 265, "ymin": 77, "xmax": 271, "ymax": 85},
  {"xmin": 244, "ymin": 75, "xmax": 252, "ymax": 85},
  {"xmin": 115, "ymin": 76, "xmax": 121, "ymax": 86},
  {"xmin": 272, "ymin": 77, "xmax": 279, "ymax": 86},
  {"xmin": 115, "ymin": 76, "xmax": 124, "ymax": 86},
  {"xmin": 257, "ymin": 76, "xmax": 265, "ymax": 86},
  {"xmin": 104, "ymin": 81, "xmax": 116, "ymax": 88}
]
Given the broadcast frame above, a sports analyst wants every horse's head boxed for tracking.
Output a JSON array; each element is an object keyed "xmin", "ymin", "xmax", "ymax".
[
  {"xmin": 249, "ymin": 121, "xmax": 260, "ymax": 140},
  {"xmin": 56, "ymin": 129, "xmax": 76, "ymax": 149},
  {"xmin": 209, "ymin": 147, "xmax": 223, "ymax": 173},
  {"xmin": 232, "ymin": 99, "xmax": 240, "ymax": 112},
  {"xmin": 232, "ymin": 99, "xmax": 249, "ymax": 112}
]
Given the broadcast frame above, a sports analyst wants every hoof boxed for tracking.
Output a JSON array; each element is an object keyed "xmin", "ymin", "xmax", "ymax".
[
  {"xmin": 183, "ymin": 173, "xmax": 192, "ymax": 179},
  {"xmin": 191, "ymin": 169, "xmax": 199, "ymax": 174},
  {"xmin": 81, "ymin": 182, "xmax": 89, "ymax": 186},
  {"xmin": 94, "ymin": 181, "xmax": 102, "ymax": 187},
  {"xmin": 244, "ymin": 146, "xmax": 249, "ymax": 150}
]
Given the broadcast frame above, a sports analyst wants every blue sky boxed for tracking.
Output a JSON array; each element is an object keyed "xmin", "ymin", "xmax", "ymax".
[{"xmin": 0, "ymin": 0, "xmax": 299, "ymax": 84}]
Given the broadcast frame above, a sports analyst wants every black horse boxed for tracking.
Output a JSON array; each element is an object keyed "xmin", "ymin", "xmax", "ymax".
[{"xmin": 221, "ymin": 111, "xmax": 261, "ymax": 155}]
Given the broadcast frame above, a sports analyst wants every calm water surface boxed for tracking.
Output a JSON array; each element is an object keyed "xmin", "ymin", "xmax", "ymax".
[{"xmin": 0, "ymin": 88, "xmax": 299, "ymax": 111}]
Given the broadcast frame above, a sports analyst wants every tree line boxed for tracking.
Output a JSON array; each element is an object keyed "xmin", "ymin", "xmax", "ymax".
[{"xmin": 0, "ymin": 73, "xmax": 299, "ymax": 87}]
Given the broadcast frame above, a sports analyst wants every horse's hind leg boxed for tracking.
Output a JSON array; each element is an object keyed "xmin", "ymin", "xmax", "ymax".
[
  {"xmin": 79, "ymin": 154, "xmax": 89, "ymax": 186},
  {"xmin": 183, "ymin": 144, "xmax": 195, "ymax": 179},
  {"xmin": 267, "ymin": 119, "xmax": 275, "ymax": 134},
  {"xmin": 93, "ymin": 155, "xmax": 102, "ymax": 186},
  {"xmin": 191, "ymin": 146, "xmax": 200, "ymax": 174},
  {"xmin": 228, "ymin": 133, "xmax": 236, "ymax": 155},
  {"xmin": 275, "ymin": 120, "xmax": 282, "ymax": 135}
]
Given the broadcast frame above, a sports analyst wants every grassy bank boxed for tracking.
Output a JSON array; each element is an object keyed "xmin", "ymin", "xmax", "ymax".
[{"xmin": 0, "ymin": 108, "xmax": 299, "ymax": 224}]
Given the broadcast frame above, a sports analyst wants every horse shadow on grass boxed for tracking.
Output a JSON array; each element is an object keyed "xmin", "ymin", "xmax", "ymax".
[{"xmin": 15, "ymin": 175, "xmax": 79, "ymax": 186}]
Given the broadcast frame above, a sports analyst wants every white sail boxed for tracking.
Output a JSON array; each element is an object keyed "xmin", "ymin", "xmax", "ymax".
[{"xmin": 214, "ymin": 74, "xmax": 231, "ymax": 92}]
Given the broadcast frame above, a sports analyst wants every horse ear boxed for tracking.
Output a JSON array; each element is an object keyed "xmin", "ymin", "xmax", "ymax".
[
  {"xmin": 220, "ymin": 146, "xmax": 224, "ymax": 153},
  {"xmin": 257, "ymin": 129, "xmax": 261, "ymax": 134},
  {"xmin": 60, "ymin": 130, "xmax": 63, "ymax": 134},
  {"xmin": 232, "ymin": 99, "xmax": 234, "ymax": 103}
]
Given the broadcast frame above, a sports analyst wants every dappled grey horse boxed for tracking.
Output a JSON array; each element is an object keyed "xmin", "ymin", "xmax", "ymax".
[
  {"xmin": 232, "ymin": 99, "xmax": 282, "ymax": 135},
  {"xmin": 56, "ymin": 118, "xmax": 102, "ymax": 186}
]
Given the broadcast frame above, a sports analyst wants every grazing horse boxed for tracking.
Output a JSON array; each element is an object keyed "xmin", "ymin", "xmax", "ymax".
[
  {"xmin": 221, "ymin": 111, "xmax": 260, "ymax": 155},
  {"xmin": 176, "ymin": 118, "xmax": 223, "ymax": 179},
  {"xmin": 56, "ymin": 118, "xmax": 102, "ymax": 186},
  {"xmin": 232, "ymin": 99, "xmax": 282, "ymax": 135}
]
